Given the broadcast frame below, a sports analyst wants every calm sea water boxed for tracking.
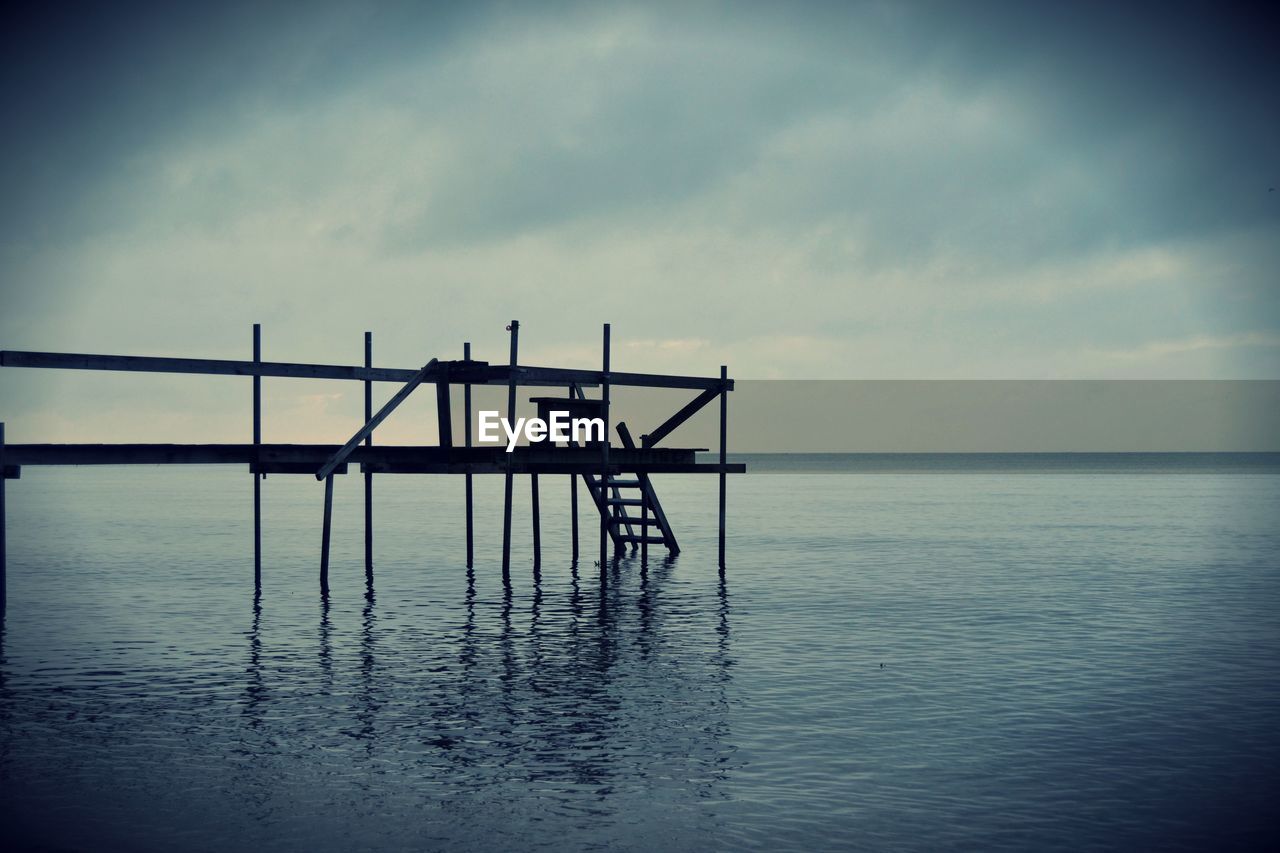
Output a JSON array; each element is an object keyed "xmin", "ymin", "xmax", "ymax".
[{"xmin": 2, "ymin": 454, "xmax": 1278, "ymax": 851}]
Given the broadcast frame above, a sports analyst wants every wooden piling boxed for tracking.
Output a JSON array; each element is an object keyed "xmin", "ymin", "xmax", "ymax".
[
  {"xmin": 501, "ymin": 321, "xmax": 519, "ymax": 582},
  {"xmin": 320, "ymin": 473, "xmax": 334, "ymax": 595},
  {"xmin": 570, "ymin": 472, "xmax": 578, "ymax": 563},
  {"xmin": 600, "ymin": 323, "xmax": 610, "ymax": 573},
  {"xmin": 463, "ymin": 342, "xmax": 474, "ymax": 568},
  {"xmin": 641, "ymin": 496, "xmax": 649, "ymax": 566},
  {"xmin": 253, "ymin": 324, "xmax": 261, "ymax": 589},
  {"xmin": 531, "ymin": 473, "xmax": 541, "ymax": 569},
  {"xmin": 719, "ymin": 364, "xmax": 727, "ymax": 569},
  {"xmin": 364, "ymin": 332, "xmax": 373, "ymax": 580},
  {"xmin": 1, "ymin": 422, "xmax": 6, "ymax": 612}
]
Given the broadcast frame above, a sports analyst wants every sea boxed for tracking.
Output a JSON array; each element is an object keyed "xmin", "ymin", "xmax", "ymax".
[{"xmin": 2, "ymin": 453, "xmax": 1278, "ymax": 851}]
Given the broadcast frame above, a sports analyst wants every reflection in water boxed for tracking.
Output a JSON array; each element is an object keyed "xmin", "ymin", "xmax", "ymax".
[
  {"xmin": 353, "ymin": 583, "xmax": 377, "ymax": 744},
  {"xmin": 0, "ymin": 553, "xmax": 735, "ymax": 850},
  {"xmin": 240, "ymin": 556, "xmax": 737, "ymax": 811},
  {"xmin": 6, "ymin": 466, "xmax": 1280, "ymax": 851},
  {"xmin": 242, "ymin": 590, "xmax": 265, "ymax": 729}
]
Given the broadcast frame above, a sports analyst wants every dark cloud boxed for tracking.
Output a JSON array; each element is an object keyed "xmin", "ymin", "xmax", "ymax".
[{"xmin": 0, "ymin": 0, "xmax": 1275, "ymax": 401}]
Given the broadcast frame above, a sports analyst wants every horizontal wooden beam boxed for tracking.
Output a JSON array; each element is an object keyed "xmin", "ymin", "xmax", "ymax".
[
  {"xmin": 504, "ymin": 365, "xmax": 733, "ymax": 391},
  {"xmin": 0, "ymin": 349, "xmax": 428, "ymax": 382},
  {"xmin": 1, "ymin": 350, "xmax": 729, "ymax": 390},
  {"xmin": 4, "ymin": 443, "xmax": 722, "ymax": 468},
  {"xmin": 361, "ymin": 461, "xmax": 746, "ymax": 475}
]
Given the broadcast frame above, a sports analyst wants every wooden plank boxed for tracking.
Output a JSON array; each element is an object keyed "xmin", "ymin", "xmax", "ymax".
[
  {"xmin": 500, "ymin": 365, "xmax": 731, "ymax": 391},
  {"xmin": 612, "ymin": 515, "xmax": 659, "ymax": 526},
  {"xmin": 0, "ymin": 349, "xmax": 729, "ymax": 390},
  {"xmin": 0, "ymin": 349, "xmax": 423, "ymax": 382},
  {"xmin": 619, "ymin": 535, "xmax": 666, "ymax": 545},
  {"xmin": 316, "ymin": 358, "xmax": 438, "ymax": 480},
  {"xmin": 641, "ymin": 387, "xmax": 719, "ymax": 447},
  {"xmin": 362, "ymin": 461, "xmax": 744, "ymax": 475},
  {"xmin": 3, "ymin": 443, "xmax": 720, "ymax": 468}
]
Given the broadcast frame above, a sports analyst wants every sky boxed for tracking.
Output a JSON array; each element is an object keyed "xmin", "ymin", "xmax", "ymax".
[{"xmin": 1, "ymin": 1, "xmax": 1277, "ymax": 443}]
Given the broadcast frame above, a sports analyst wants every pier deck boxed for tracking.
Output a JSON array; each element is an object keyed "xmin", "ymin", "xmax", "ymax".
[
  {"xmin": 4, "ymin": 443, "xmax": 742, "ymax": 475},
  {"xmin": 0, "ymin": 320, "xmax": 741, "ymax": 607}
]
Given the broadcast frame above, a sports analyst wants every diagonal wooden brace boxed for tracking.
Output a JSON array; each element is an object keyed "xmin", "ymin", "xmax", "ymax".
[{"xmin": 316, "ymin": 358, "xmax": 439, "ymax": 480}]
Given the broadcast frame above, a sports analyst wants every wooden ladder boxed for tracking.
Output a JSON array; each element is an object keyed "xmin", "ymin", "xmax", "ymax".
[{"xmin": 569, "ymin": 385, "xmax": 679, "ymax": 555}]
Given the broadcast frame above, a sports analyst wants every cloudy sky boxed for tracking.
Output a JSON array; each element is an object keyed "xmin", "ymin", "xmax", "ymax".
[{"xmin": 1, "ymin": 1, "xmax": 1276, "ymax": 441}]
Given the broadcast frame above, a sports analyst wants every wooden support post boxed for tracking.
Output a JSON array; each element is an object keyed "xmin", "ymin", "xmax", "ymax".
[
  {"xmin": 364, "ymin": 332, "xmax": 373, "ymax": 581},
  {"xmin": 641, "ymin": 495, "xmax": 649, "ymax": 566},
  {"xmin": 570, "ymin": 471, "xmax": 578, "ymax": 563},
  {"xmin": 253, "ymin": 325, "xmax": 261, "ymax": 589},
  {"xmin": 600, "ymin": 323, "xmax": 610, "ymax": 574},
  {"xmin": 320, "ymin": 473, "xmax": 334, "ymax": 596},
  {"xmin": 531, "ymin": 473, "xmax": 541, "ymax": 569},
  {"xmin": 719, "ymin": 364, "xmax": 728, "ymax": 569},
  {"xmin": 1, "ymin": 422, "xmax": 5, "ymax": 612},
  {"xmin": 463, "ymin": 342, "xmax": 474, "ymax": 568},
  {"xmin": 501, "ymin": 321, "xmax": 519, "ymax": 583},
  {"xmin": 436, "ymin": 365, "xmax": 453, "ymax": 448}
]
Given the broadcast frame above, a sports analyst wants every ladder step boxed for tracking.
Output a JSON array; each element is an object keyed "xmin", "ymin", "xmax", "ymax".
[
  {"xmin": 607, "ymin": 479, "xmax": 642, "ymax": 488},
  {"xmin": 606, "ymin": 498, "xmax": 643, "ymax": 506},
  {"xmin": 610, "ymin": 515, "xmax": 659, "ymax": 526},
  {"xmin": 619, "ymin": 535, "xmax": 667, "ymax": 545}
]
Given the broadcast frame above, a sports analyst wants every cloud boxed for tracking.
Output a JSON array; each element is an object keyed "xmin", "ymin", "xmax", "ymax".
[{"xmin": 2, "ymin": 2, "xmax": 1278, "ymax": 443}]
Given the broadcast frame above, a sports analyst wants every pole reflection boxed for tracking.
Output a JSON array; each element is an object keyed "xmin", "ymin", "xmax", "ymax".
[{"xmin": 239, "ymin": 557, "xmax": 737, "ymax": 809}]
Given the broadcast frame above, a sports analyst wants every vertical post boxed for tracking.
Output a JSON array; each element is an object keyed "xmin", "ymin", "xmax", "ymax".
[
  {"xmin": 253, "ymin": 324, "xmax": 261, "ymax": 589},
  {"xmin": 464, "ymin": 342, "xmax": 474, "ymax": 568},
  {"xmin": 570, "ymin": 472, "xmax": 578, "ymax": 563},
  {"xmin": 502, "ymin": 321, "xmax": 519, "ymax": 583},
  {"xmin": 364, "ymin": 332, "xmax": 373, "ymax": 581},
  {"xmin": 435, "ymin": 367, "xmax": 453, "ymax": 448},
  {"xmin": 719, "ymin": 364, "xmax": 728, "ymax": 570},
  {"xmin": 641, "ymin": 495, "xmax": 648, "ymax": 566},
  {"xmin": 320, "ymin": 473, "xmax": 334, "ymax": 596},
  {"xmin": 1, "ymin": 422, "xmax": 6, "ymax": 613},
  {"xmin": 531, "ymin": 474, "xmax": 541, "ymax": 569},
  {"xmin": 600, "ymin": 323, "xmax": 610, "ymax": 574}
]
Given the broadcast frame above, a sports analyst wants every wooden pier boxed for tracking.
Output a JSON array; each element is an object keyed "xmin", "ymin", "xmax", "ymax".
[{"xmin": 0, "ymin": 322, "xmax": 743, "ymax": 607}]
